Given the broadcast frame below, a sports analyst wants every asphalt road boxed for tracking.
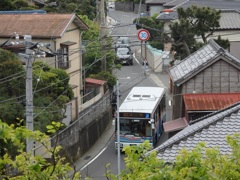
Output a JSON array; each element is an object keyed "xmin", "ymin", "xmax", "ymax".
[{"xmin": 77, "ymin": 9, "xmax": 172, "ymax": 179}]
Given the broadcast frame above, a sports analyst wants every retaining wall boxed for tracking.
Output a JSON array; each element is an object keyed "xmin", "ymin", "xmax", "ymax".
[{"xmin": 35, "ymin": 90, "xmax": 113, "ymax": 163}]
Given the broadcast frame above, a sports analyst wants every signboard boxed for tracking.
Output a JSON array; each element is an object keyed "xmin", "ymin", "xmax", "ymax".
[
  {"xmin": 120, "ymin": 112, "xmax": 151, "ymax": 118},
  {"xmin": 137, "ymin": 29, "xmax": 150, "ymax": 41}
]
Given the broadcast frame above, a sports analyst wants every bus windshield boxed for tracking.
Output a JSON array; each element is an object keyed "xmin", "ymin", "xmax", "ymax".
[{"xmin": 119, "ymin": 118, "xmax": 152, "ymax": 137}]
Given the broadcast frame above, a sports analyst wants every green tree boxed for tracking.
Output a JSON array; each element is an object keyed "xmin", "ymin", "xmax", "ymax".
[
  {"xmin": 12, "ymin": 0, "xmax": 29, "ymax": 10},
  {"xmin": 80, "ymin": 15, "xmax": 118, "ymax": 80},
  {"xmin": 133, "ymin": 15, "xmax": 164, "ymax": 50},
  {"xmin": 0, "ymin": 50, "xmax": 73, "ymax": 133},
  {"xmin": 32, "ymin": 61, "xmax": 73, "ymax": 133},
  {"xmin": 0, "ymin": 120, "xmax": 80, "ymax": 179},
  {"xmin": 215, "ymin": 35, "xmax": 230, "ymax": 50},
  {"xmin": 167, "ymin": 18, "xmax": 197, "ymax": 59},
  {"xmin": 106, "ymin": 134, "xmax": 240, "ymax": 179},
  {"xmin": 45, "ymin": 0, "xmax": 97, "ymax": 20},
  {"xmin": 0, "ymin": 0, "xmax": 14, "ymax": 10},
  {"xmin": 177, "ymin": 5, "xmax": 221, "ymax": 43},
  {"xmin": 0, "ymin": 0, "xmax": 36, "ymax": 11},
  {"xmin": 0, "ymin": 49, "xmax": 25, "ymax": 125},
  {"xmin": 165, "ymin": 6, "xmax": 227, "ymax": 59}
]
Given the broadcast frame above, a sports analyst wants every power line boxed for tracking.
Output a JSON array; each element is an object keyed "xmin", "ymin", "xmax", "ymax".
[{"xmin": 33, "ymin": 87, "xmax": 71, "ymax": 120}]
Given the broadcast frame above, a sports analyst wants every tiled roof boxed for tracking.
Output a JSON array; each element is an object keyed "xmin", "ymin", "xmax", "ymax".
[
  {"xmin": 0, "ymin": 14, "xmax": 88, "ymax": 38},
  {"xmin": 148, "ymin": 102, "xmax": 240, "ymax": 162},
  {"xmin": 168, "ymin": 39, "xmax": 240, "ymax": 85},
  {"xmin": 163, "ymin": 0, "xmax": 188, "ymax": 7},
  {"xmin": 180, "ymin": 0, "xmax": 240, "ymax": 10},
  {"xmin": 85, "ymin": 78, "xmax": 106, "ymax": 85},
  {"xmin": 157, "ymin": 11, "xmax": 178, "ymax": 20},
  {"xmin": 183, "ymin": 93, "xmax": 240, "ymax": 111},
  {"xmin": 157, "ymin": 9, "xmax": 240, "ymax": 29},
  {"xmin": 218, "ymin": 10, "xmax": 240, "ymax": 30}
]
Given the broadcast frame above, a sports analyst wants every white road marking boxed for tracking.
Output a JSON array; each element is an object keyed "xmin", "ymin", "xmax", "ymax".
[
  {"xmin": 133, "ymin": 53, "xmax": 140, "ymax": 64},
  {"xmin": 80, "ymin": 147, "xmax": 107, "ymax": 171}
]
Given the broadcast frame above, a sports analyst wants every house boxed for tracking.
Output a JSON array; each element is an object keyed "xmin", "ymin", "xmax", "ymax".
[
  {"xmin": 163, "ymin": 0, "xmax": 188, "ymax": 9},
  {"xmin": 212, "ymin": 10, "xmax": 240, "ymax": 59},
  {"xmin": 157, "ymin": 2, "xmax": 240, "ymax": 59},
  {"xmin": 182, "ymin": 93, "xmax": 240, "ymax": 121},
  {"xmin": 165, "ymin": 39, "xmax": 240, "ymax": 134},
  {"xmin": 0, "ymin": 13, "xmax": 89, "ymax": 119},
  {"xmin": 149, "ymin": 101, "xmax": 240, "ymax": 163},
  {"xmin": 161, "ymin": 0, "xmax": 240, "ymax": 9},
  {"xmin": 145, "ymin": 0, "xmax": 169, "ymax": 16},
  {"xmin": 175, "ymin": 0, "xmax": 240, "ymax": 10},
  {"xmin": 80, "ymin": 78, "xmax": 107, "ymax": 110}
]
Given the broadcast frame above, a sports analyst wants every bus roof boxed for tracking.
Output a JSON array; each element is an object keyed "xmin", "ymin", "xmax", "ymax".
[{"xmin": 119, "ymin": 87, "xmax": 165, "ymax": 114}]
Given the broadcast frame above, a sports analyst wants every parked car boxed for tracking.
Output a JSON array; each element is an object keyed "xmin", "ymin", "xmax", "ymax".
[
  {"xmin": 139, "ymin": 12, "xmax": 150, "ymax": 17},
  {"xmin": 115, "ymin": 37, "xmax": 131, "ymax": 48},
  {"xmin": 115, "ymin": 47, "xmax": 133, "ymax": 65},
  {"xmin": 108, "ymin": 2, "xmax": 115, "ymax": 9}
]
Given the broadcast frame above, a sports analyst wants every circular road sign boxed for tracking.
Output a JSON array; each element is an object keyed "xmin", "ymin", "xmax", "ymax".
[{"xmin": 138, "ymin": 29, "xmax": 150, "ymax": 41}]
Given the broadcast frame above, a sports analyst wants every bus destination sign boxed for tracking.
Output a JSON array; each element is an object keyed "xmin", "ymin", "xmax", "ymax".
[{"xmin": 120, "ymin": 112, "xmax": 151, "ymax": 118}]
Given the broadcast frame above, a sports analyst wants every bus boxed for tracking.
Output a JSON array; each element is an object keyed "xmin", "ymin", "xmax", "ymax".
[{"xmin": 115, "ymin": 86, "xmax": 166, "ymax": 150}]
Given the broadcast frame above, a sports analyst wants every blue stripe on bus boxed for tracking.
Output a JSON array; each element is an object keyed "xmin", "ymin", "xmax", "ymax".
[{"xmin": 118, "ymin": 136, "xmax": 152, "ymax": 143}]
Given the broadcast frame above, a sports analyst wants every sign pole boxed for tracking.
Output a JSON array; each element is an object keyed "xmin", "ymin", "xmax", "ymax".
[{"xmin": 137, "ymin": 29, "xmax": 150, "ymax": 59}]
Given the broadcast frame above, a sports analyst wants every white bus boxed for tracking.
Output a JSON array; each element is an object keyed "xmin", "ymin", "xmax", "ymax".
[{"xmin": 115, "ymin": 86, "xmax": 166, "ymax": 150}]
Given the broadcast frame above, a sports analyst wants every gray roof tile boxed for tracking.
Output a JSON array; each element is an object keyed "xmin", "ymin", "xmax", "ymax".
[
  {"xmin": 164, "ymin": 0, "xmax": 188, "ymax": 7},
  {"xmin": 169, "ymin": 39, "xmax": 240, "ymax": 85},
  {"xmin": 157, "ymin": 4, "xmax": 240, "ymax": 29},
  {"xmin": 218, "ymin": 10, "xmax": 240, "ymax": 30},
  {"xmin": 179, "ymin": 0, "xmax": 240, "ymax": 10},
  {"xmin": 147, "ymin": 102, "xmax": 240, "ymax": 163}
]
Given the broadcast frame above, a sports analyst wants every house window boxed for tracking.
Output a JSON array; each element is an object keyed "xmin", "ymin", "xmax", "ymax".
[{"xmin": 58, "ymin": 45, "xmax": 70, "ymax": 69}]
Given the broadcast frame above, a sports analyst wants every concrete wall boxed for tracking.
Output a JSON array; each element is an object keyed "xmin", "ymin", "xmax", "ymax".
[
  {"xmin": 134, "ymin": 4, "xmax": 147, "ymax": 14},
  {"xmin": 35, "ymin": 90, "xmax": 113, "ymax": 163},
  {"xmin": 142, "ymin": 42, "xmax": 163, "ymax": 72},
  {"xmin": 80, "ymin": 92, "xmax": 102, "ymax": 111},
  {"xmin": 149, "ymin": 5, "xmax": 164, "ymax": 16},
  {"xmin": 115, "ymin": 2, "xmax": 133, "ymax": 12},
  {"xmin": 62, "ymin": 97, "xmax": 79, "ymax": 125}
]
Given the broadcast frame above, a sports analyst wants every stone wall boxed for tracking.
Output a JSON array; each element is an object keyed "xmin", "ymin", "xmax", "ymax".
[{"xmin": 35, "ymin": 90, "xmax": 113, "ymax": 163}]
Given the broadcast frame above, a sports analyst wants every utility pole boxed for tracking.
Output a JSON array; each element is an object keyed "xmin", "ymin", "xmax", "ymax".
[
  {"xmin": 18, "ymin": 35, "xmax": 52, "ymax": 154},
  {"xmin": 116, "ymin": 79, "xmax": 120, "ymax": 180},
  {"xmin": 100, "ymin": 0, "xmax": 106, "ymax": 71},
  {"xmin": 19, "ymin": 35, "xmax": 34, "ymax": 154}
]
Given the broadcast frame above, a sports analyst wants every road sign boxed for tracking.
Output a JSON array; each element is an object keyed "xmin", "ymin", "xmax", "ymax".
[{"xmin": 137, "ymin": 29, "xmax": 150, "ymax": 41}]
